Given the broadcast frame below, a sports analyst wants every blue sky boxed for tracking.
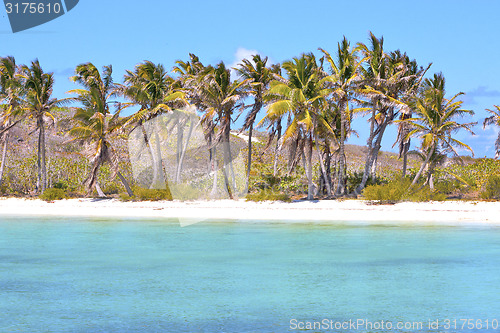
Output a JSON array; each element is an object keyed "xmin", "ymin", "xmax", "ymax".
[{"xmin": 2, "ymin": 0, "xmax": 500, "ymax": 157}]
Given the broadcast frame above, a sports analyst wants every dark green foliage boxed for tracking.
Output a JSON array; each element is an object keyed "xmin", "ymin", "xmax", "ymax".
[
  {"xmin": 346, "ymin": 171, "xmax": 382, "ymax": 193},
  {"xmin": 480, "ymin": 175, "xmax": 500, "ymax": 200},
  {"xmin": 39, "ymin": 188, "xmax": 67, "ymax": 201},
  {"xmin": 253, "ymin": 173, "xmax": 281, "ymax": 190},
  {"xmin": 434, "ymin": 179, "xmax": 461, "ymax": 195},
  {"xmin": 53, "ymin": 181, "xmax": 68, "ymax": 190}
]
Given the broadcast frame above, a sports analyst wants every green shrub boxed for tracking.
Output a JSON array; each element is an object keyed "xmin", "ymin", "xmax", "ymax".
[
  {"xmin": 406, "ymin": 187, "xmax": 446, "ymax": 202},
  {"xmin": 441, "ymin": 158, "xmax": 500, "ymax": 192},
  {"xmin": 362, "ymin": 178, "xmax": 446, "ymax": 203},
  {"xmin": 120, "ymin": 187, "xmax": 173, "ymax": 201},
  {"xmin": 246, "ymin": 189, "xmax": 291, "ymax": 202},
  {"xmin": 119, "ymin": 192, "xmax": 133, "ymax": 201},
  {"xmin": 434, "ymin": 179, "xmax": 460, "ymax": 195},
  {"xmin": 362, "ymin": 178, "xmax": 410, "ymax": 202},
  {"xmin": 480, "ymin": 175, "xmax": 500, "ymax": 200},
  {"xmin": 39, "ymin": 188, "xmax": 67, "ymax": 201},
  {"xmin": 102, "ymin": 182, "xmax": 121, "ymax": 195}
]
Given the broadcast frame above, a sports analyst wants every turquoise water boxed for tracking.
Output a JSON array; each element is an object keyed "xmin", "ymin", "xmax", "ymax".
[{"xmin": 1, "ymin": 217, "xmax": 500, "ymax": 332}]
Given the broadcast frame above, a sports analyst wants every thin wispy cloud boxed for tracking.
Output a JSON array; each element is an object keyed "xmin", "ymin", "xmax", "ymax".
[
  {"xmin": 51, "ymin": 67, "xmax": 74, "ymax": 77},
  {"xmin": 465, "ymin": 126, "xmax": 500, "ymax": 157},
  {"xmin": 463, "ymin": 86, "xmax": 500, "ymax": 105}
]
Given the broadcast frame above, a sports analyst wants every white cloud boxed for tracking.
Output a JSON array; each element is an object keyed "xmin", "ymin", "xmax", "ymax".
[{"xmin": 229, "ymin": 47, "xmax": 259, "ymax": 80}]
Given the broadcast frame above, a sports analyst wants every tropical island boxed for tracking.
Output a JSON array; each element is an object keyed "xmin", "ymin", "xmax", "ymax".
[{"xmin": 1, "ymin": 33, "xmax": 500, "ymax": 212}]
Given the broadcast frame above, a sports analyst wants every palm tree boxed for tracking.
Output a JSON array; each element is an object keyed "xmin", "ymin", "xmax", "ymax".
[
  {"xmin": 262, "ymin": 53, "xmax": 331, "ymax": 199},
  {"xmin": 403, "ymin": 73, "xmax": 475, "ymax": 186},
  {"xmin": 321, "ymin": 37, "xmax": 366, "ymax": 196},
  {"xmin": 392, "ymin": 51, "xmax": 431, "ymax": 178},
  {"xmin": 355, "ymin": 33, "xmax": 426, "ymax": 192},
  {"xmin": 18, "ymin": 60, "xmax": 62, "ymax": 193},
  {"xmin": 120, "ymin": 60, "xmax": 186, "ymax": 187},
  {"xmin": 68, "ymin": 63, "xmax": 134, "ymax": 197},
  {"xmin": 0, "ymin": 56, "xmax": 22, "ymax": 187},
  {"xmin": 173, "ymin": 54, "xmax": 220, "ymax": 182},
  {"xmin": 196, "ymin": 61, "xmax": 250, "ymax": 198},
  {"xmin": 483, "ymin": 105, "xmax": 500, "ymax": 158},
  {"xmin": 235, "ymin": 54, "xmax": 277, "ymax": 190}
]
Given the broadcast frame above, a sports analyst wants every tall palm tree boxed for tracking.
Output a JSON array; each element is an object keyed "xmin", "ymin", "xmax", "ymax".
[
  {"xmin": 0, "ymin": 56, "xmax": 23, "ymax": 187},
  {"xmin": 355, "ymin": 33, "xmax": 425, "ymax": 192},
  {"xmin": 403, "ymin": 73, "xmax": 475, "ymax": 186},
  {"xmin": 393, "ymin": 52, "xmax": 430, "ymax": 178},
  {"xmin": 18, "ymin": 60, "xmax": 62, "ymax": 193},
  {"xmin": 355, "ymin": 33, "xmax": 389, "ymax": 189},
  {"xmin": 262, "ymin": 53, "xmax": 331, "ymax": 199},
  {"xmin": 196, "ymin": 61, "xmax": 250, "ymax": 198},
  {"xmin": 483, "ymin": 105, "xmax": 500, "ymax": 158},
  {"xmin": 235, "ymin": 54, "xmax": 277, "ymax": 190},
  {"xmin": 321, "ymin": 37, "xmax": 366, "ymax": 196},
  {"xmin": 173, "ymin": 54, "xmax": 220, "ymax": 181},
  {"xmin": 68, "ymin": 63, "xmax": 134, "ymax": 197},
  {"xmin": 120, "ymin": 60, "xmax": 186, "ymax": 187}
]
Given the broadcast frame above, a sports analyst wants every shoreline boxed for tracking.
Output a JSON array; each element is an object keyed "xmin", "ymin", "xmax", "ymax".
[{"xmin": 1, "ymin": 197, "xmax": 500, "ymax": 226}]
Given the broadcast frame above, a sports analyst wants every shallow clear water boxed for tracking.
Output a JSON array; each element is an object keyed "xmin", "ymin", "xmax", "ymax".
[{"xmin": 1, "ymin": 217, "xmax": 500, "ymax": 332}]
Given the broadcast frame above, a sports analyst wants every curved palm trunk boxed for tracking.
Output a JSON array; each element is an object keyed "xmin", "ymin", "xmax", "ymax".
[
  {"xmin": 357, "ymin": 109, "xmax": 392, "ymax": 193},
  {"xmin": 401, "ymin": 141, "xmax": 410, "ymax": 177},
  {"xmin": 287, "ymin": 136, "xmax": 299, "ymax": 175},
  {"xmin": 85, "ymin": 158, "xmax": 102, "ymax": 197},
  {"xmin": 140, "ymin": 124, "xmax": 159, "ymax": 188},
  {"xmin": 306, "ymin": 136, "xmax": 314, "ymax": 200},
  {"xmin": 0, "ymin": 132, "xmax": 8, "ymax": 187},
  {"xmin": 176, "ymin": 117, "xmax": 195, "ymax": 183},
  {"xmin": 175, "ymin": 120, "xmax": 184, "ymax": 183},
  {"xmin": 357, "ymin": 108, "xmax": 376, "ymax": 194},
  {"xmin": 208, "ymin": 130, "xmax": 218, "ymax": 197},
  {"xmin": 273, "ymin": 120, "xmax": 282, "ymax": 176},
  {"xmin": 245, "ymin": 100, "xmax": 262, "ymax": 192},
  {"xmin": 335, "ymin": 101, "xmax": 347, "ymax": 196},
  {"xmin": 117, "ymin": 171, "xmax": 134, "ymax": 197},
  {"xmin": 211, "ymin": 146, "xmax": 218, "ymax": 197},
  {"xmin": 95, "ymin": 183, "xmax": 106, "ymax": 197},
  {"xmin": 37, "ymin": 119, "xmax": 47, "ymax": 193},
  {"xmin": 245, "ymin": 124, "xmax": 253, "ymax": 192},
  {"xmin": 411, "ymin": 144, "xmax": 435, "ymax": 186},
  {"xmin": 314, "ymin": 133, "xmax": 332, "ymax": 196},
  {"xmin": 426, "ymin": 172, "xmax": 434, "ymax": 190},
  {"xmin": 222, "ymin": 120, "xmax": 234, "ymax": 199},
  {"xmin": 369, "ymin": 132, "xmax": 385, "ymax": 179},
  {"xmin": 153, "ymin": 131, "xmax": 165, "ymax": 188},
  {"xmin": 370, "ymin": 110, "xmax": 393, "ymax": 178}
]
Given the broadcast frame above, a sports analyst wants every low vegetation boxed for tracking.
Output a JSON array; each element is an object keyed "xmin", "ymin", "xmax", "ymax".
[
  {"xmin": 362, "ymin": 178, "xmax": 446, "ymax": 203},
  {"xmin": 120, "ymin": 187, "xmax": 172, "ymax": 202},
  {"xmin": 39, "ymin": 188, "xmax": 67, "ymax": 201}
]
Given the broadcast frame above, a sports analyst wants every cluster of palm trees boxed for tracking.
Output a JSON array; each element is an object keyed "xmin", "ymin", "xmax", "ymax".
[
  {"xmin": 0, "ymin": 58, "xmax": 65, "ymax": 192},
  {"xmin": 0, "ymin": 32, "xmax": 486, "ymax": 199}
]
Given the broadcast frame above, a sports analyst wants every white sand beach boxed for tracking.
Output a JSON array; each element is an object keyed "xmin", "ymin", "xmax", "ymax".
[{"xmin": 1, "ymin": 198, "xmax": 500, "ymax": 226}]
